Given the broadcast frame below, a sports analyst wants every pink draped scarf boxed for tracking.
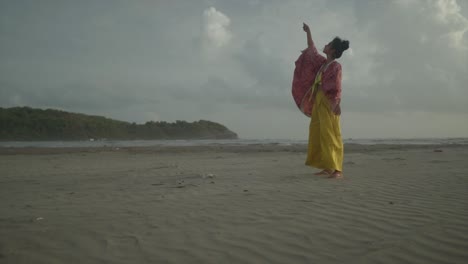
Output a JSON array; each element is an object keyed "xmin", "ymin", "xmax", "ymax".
[{"xmin": 291, "ymin": 45, "xmax": 342, "ymax": 117}]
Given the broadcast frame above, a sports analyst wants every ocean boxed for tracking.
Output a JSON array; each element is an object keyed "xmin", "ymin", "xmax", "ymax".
[{"xmin": 1, "ymin": 138, "xmax": 467, "ymax": 148}]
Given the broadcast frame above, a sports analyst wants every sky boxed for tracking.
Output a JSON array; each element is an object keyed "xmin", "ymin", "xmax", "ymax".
[{"xmin": 1, "ymin": 0, "xmax": 467, "ymax": 139}]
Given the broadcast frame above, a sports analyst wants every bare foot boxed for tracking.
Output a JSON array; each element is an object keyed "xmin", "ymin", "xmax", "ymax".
[
  {"xmin": 328, "ymin": 171, "xmax": 343, "ymax": 179},
  {"xmin": 314, "ymin": 170, "xmax": 332, "ymax": 176}
]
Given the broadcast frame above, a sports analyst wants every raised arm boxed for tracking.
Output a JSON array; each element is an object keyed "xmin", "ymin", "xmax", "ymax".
[
  {"xmin": 303, "ymin": 23, "xmax": 312, "ymax": 47},
  {"xmin": 302, "ymin": 23, "xmax": 319, "ymax": 55},
  {"xmin": 292, "ymin": 23, "xmax": 327, "ymax": 116}
]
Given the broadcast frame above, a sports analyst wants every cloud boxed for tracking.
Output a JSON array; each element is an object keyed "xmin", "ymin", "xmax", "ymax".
[
  {"xmin": 202, "ymin": 7, "xmax": 232, "ymax": 49},
  {"xmin": 335, "ymin": 0, "xmax": 468, "ymax": 114}
]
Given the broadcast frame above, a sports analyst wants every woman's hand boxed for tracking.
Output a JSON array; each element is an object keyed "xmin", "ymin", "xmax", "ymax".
[{"xmin": 303, "ymin": 22, "xmax": 310, "ymax": 33}]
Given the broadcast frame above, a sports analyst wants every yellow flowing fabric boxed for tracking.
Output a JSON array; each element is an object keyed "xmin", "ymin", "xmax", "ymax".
[{"xmin": 305, "ymin": 73, "xmax": 343, "ymax": 171}]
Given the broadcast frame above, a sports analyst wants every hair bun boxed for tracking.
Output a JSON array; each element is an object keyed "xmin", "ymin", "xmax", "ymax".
[{"xmin": 341, "ymin": 40, "xmax": 349, "ymax": 51}]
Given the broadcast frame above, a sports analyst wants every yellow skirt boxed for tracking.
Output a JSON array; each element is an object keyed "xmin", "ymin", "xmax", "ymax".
[{"xmin": 305, "ymin": 90, "xmax": 343, "ymax": 171}]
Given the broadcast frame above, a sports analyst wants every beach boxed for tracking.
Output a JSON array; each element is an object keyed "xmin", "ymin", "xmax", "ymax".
[{"xmin": 1, "ymin": 144, "xmax": 467, "ymax": 264}]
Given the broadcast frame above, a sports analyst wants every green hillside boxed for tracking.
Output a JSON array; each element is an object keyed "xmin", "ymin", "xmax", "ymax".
[{"xmin": 0, "ymin": 107, "xmax": 238, "ymax": 141}]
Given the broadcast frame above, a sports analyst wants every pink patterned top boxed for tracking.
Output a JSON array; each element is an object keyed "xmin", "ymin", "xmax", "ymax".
[{"xmin": 291, "ymin": 40, "xmax": 342, "ymax": 117}]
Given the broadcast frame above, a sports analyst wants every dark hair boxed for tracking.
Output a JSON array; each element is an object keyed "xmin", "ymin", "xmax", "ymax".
[{"xmin": 331, "ymin": 37, "xmax": 349, "ymax": 59}]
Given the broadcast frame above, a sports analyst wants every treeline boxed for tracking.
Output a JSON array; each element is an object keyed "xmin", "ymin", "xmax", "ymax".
[{"xmin": 0, "ymin": 107, "xmax": 238, "ymax": 141}]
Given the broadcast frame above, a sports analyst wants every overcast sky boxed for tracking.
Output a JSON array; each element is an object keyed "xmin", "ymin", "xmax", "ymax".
[{"xmin": 1, "ymin": 0, "xmax": 467, "ymax": 139}]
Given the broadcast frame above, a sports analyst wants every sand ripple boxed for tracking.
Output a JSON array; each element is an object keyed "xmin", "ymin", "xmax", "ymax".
[{"xmin": 0, "ymin": 146, "xmax": 467, "ymax": 263}]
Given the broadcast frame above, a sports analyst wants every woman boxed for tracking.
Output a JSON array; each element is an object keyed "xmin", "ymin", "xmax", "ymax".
[{"xmin": 292, "ymin": 23, "xmax": 349, "ymax": 179}]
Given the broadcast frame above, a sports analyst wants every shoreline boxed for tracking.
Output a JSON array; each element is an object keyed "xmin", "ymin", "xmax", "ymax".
[{"xmin": 0, "ymin": 143, "xmax": 466, "ymax": 155}]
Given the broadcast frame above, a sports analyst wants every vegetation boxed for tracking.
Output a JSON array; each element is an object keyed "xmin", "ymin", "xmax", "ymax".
[{"xmin": 0, "ymin": 107, "xmax": 238, "ymax": 141}]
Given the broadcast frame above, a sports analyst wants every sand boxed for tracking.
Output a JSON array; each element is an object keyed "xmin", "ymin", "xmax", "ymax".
[{"xmin": 1, "ymin": 144, "xmax": 467, "ymax": 264}]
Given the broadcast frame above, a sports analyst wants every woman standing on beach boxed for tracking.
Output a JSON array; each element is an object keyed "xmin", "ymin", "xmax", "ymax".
[{"xmin": 292, "ymin": 23, "xmax": 349, "ymax": 179}]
